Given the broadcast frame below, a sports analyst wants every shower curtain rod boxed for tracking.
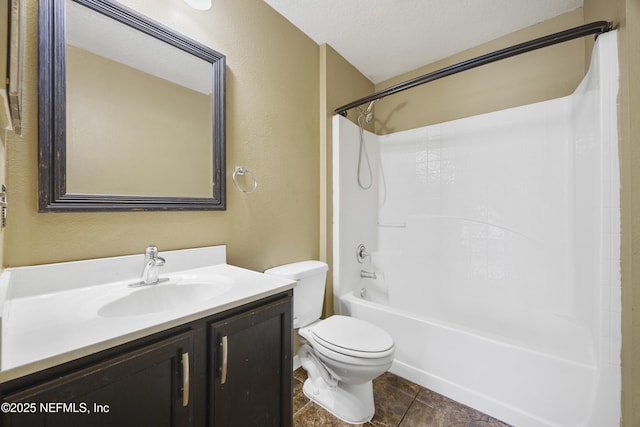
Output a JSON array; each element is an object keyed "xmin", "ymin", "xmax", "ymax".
[{"xmin": 335, "ymin": 21, "xmax": 613, "ymax": 116}]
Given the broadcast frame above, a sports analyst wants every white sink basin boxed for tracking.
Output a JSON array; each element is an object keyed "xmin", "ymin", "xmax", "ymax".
[{"xmin": 98, "ymin": 275, "xmax": 233, "ymax": 317}]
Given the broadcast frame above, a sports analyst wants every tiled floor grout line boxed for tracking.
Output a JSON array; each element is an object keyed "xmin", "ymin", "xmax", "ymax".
[{"xmin": 396, "ymin": 395, "xmax": 418, "ymax": 427}]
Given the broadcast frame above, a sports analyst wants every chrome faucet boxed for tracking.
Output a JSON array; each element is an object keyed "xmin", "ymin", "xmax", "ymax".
[{"xmin": 139, "ymin": 246, "xmax": 167, "ymax": 286}]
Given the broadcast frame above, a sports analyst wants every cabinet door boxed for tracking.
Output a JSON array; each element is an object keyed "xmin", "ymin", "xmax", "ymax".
[
  {"xmin": 2, "ymin": 331, "xmax": 194, "ymax": 427},
  {"xmin": 209, "ymin": 295, "xmax": 292, "ymax": 427}
]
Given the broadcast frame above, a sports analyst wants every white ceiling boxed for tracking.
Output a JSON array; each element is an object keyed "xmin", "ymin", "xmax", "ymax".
[
  {"xmin": 67, "ymin": 0, "xmax": 212, "ymax": 94},
  {"xmin": 263, "ymin": 0, "xmax": 583, "ymax": 84}
]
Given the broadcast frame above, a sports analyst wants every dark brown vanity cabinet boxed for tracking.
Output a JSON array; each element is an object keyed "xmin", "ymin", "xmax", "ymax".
[
  {"xmin": 209, "ymin": 296, "xmax": 293, "ymax": 427},
  {"xmin": 0, "ymin": 291, "xmax": 293, "ymax": 427}
]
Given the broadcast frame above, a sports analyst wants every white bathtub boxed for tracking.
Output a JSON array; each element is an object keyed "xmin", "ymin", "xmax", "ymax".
[{"xmin": 340, "ymin": 290, "xmax": 603, "ymax": 427}]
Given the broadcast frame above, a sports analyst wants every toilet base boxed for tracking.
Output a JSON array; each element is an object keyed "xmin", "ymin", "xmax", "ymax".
[{"xmin": 302, "ymin": 378, "xmax": 374, "ymax": 424}]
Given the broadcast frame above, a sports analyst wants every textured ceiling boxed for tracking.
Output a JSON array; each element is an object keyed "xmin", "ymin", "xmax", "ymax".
[{"xmin": 263, "ymin": 0, "xmax": 583, "ymax": 84}]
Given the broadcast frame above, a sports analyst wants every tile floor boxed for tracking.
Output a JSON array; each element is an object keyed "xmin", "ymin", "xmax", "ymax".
[{"xmin": 293, "ymin": 368, "xmax": 512, "ymax": 427}]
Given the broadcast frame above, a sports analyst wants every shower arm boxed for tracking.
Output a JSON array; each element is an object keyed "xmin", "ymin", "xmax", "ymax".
[{"xmin": 335, "ymin": 21, "xmax": 613, "ymax": 116}]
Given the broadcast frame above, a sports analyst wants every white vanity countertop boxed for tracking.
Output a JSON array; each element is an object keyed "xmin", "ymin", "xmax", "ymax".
[{"xmin": 0, "ymin": 246, "xmax": 295, "ymax": 383}]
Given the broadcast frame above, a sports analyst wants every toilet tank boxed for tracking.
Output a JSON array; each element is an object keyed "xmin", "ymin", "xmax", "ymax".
[{"xmin": 264, "ymin": 261, "xmax": 328, "ymax": 329}]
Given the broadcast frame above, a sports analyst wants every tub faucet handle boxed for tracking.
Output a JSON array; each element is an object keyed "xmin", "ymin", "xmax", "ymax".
[{"xmin": 356, "ymin": 244, "xmax": 370, "ymax": 263}]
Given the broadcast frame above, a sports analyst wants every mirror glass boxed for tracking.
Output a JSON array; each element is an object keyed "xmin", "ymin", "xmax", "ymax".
[{"xmin": 38, "ymin": 0, "xmax": 226, "ymax": 211}]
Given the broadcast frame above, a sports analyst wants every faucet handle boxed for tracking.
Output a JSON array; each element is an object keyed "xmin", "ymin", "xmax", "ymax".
[{"xmin": 356, "ymin": 244, "xmax": 370, "ymax": 263}]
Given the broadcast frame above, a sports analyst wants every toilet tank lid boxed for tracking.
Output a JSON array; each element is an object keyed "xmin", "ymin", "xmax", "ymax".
[{"xmin": 264, "ymin": 260, "xmax": 328, "ymax": 280}]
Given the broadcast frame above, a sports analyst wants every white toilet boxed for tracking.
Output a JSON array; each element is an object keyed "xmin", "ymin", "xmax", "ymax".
[{"xmin": 265, "ymin": 260, "xmax": 395, "ymax": 424}]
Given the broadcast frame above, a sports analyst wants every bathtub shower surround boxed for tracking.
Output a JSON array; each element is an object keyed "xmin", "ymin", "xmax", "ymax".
[{"xmin": 333, "ymin": 32, "xmax": 620, "ymax": 427}]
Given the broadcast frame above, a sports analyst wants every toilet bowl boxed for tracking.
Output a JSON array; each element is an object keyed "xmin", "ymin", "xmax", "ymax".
[
  {"xmin": 264, "ymin": 261, "xmax": 395, "ymax": 424},
  {"xmin": 298, "ymin": 315, "xmax": 394, "ymax": 423}
]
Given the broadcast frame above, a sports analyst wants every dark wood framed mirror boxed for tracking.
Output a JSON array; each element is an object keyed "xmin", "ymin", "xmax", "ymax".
[{"xmin": 38, "ymin": 0, "xmax": 226, "ymax": 211}]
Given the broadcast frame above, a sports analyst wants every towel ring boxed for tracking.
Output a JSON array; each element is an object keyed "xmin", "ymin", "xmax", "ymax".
[{"xmin": 232, "ymin": 166, "xmax": 258, "ymax": 194}]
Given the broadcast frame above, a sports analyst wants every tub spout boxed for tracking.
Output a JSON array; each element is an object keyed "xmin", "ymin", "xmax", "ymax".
[{"xmin": 360, "ymin": 270, "xmax": 377, "ymax": 279}]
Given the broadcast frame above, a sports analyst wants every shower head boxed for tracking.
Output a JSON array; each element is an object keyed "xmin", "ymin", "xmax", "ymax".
[
  {"xmin": 359, "ymin": 100, "xmax": 376, "ymax": 123},
  {"xmin": 364, "ymin": 100, "xmax": 375, "ymax": 113}
]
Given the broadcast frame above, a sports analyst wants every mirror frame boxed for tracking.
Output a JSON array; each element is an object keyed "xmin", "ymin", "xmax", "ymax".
[{"xmin": 38, "ymin": 0, "xmax": 226, "ymax": 211}]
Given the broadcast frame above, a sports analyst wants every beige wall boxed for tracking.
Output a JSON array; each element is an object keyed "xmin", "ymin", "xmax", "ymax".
[
  {"xmin": 373, "ymin": 9, "xmax": 585, "ymax": 134},
  {"xmin": 4, "ymin": 0, "xmax": 320, "ymax": 272},
  {"xmin": 624, "ymin": 1, "xmax": 640, "ymax": 421}
]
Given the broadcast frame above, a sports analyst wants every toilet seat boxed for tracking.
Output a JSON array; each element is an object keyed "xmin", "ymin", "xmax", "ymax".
[{"xmin": 307, "ymin": 315, "xmax": 395, "ymax": 359}]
